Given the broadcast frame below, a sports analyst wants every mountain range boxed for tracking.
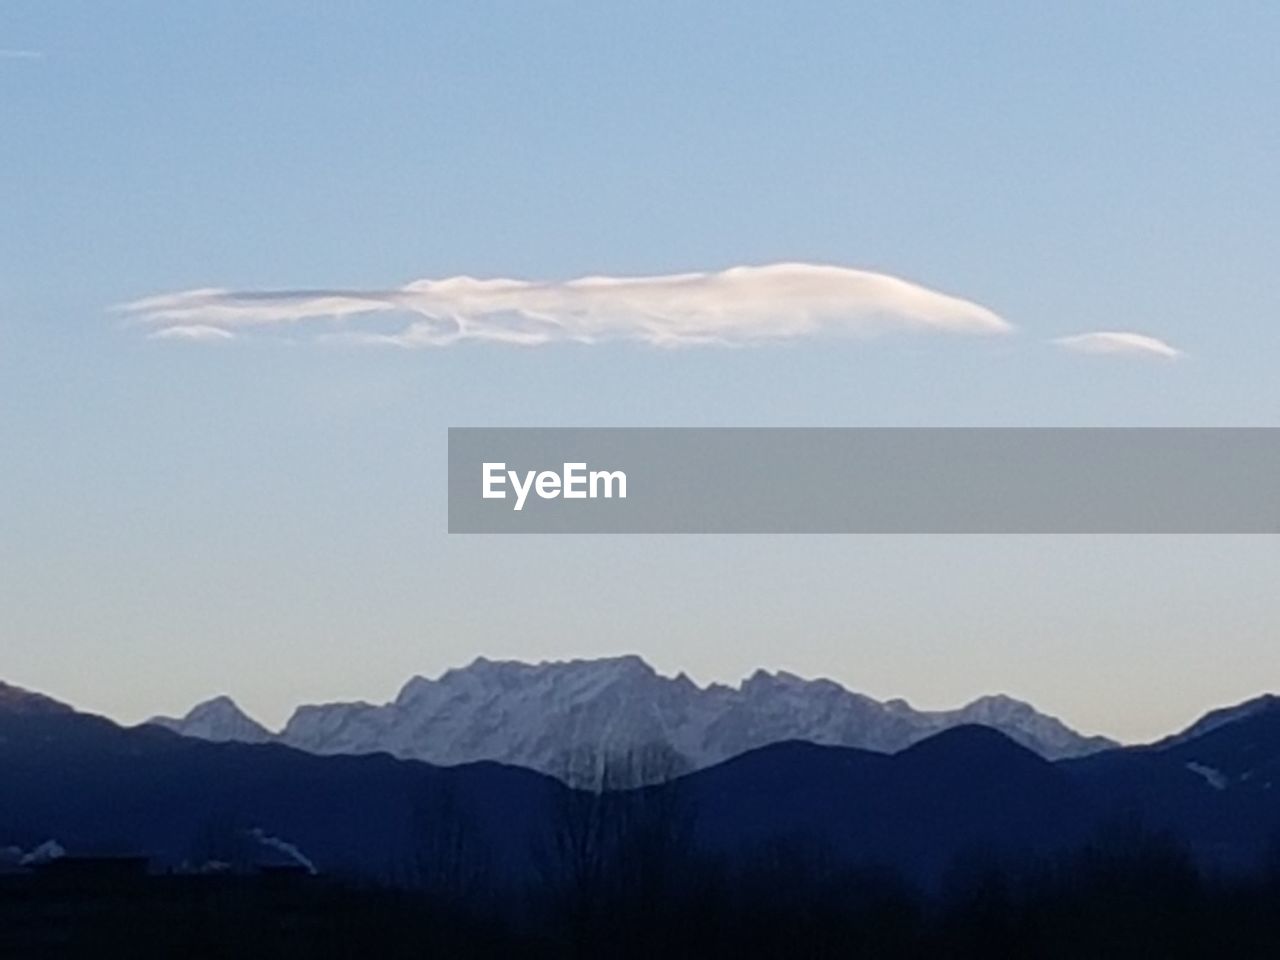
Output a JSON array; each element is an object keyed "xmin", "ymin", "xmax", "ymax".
[
  {"xmin": 149, "ymin": 655, "xmax": 1115, "ymax": 781},
  {"xmin": 3, "ymin": 675, "xmax": 1280, "ymax": 889}
]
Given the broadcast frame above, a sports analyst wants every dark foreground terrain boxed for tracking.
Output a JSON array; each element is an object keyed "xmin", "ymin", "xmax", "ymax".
[{"xmin": 4, "ymin": 837, "xmax": 1280, "ymax": 959}]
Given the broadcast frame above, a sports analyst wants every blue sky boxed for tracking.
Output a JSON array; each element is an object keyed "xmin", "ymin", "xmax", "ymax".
[{"xmin": 1, "ymin": 2, "xmax": 1278, "ymax": 740}]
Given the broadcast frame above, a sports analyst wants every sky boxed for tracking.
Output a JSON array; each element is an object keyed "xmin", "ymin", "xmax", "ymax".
[{"xmin": 1, "ymin": 2, "xmax": 1278, "ymax": 742}]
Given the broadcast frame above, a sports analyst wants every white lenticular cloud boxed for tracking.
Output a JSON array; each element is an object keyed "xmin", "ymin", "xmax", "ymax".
[
  {"xmin": 1052, "ymin": 331, "xmax": 1183, "ymax": 360},
  {"xmin": 120, "ymin": 262, "xmax": 1012, "ymax": 348}
]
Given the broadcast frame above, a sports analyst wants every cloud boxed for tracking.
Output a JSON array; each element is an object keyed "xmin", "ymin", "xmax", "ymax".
[
  {"xmin": 0, "ymin": 49, "xmax": 44, "ymax": 61},
  {"xmin": 118, "ymin": 262, "xmax": 1012, "ymax": 349},
  {"xmin": 147, "ymin": 324, "xmax": 237, "ymax": 342},
  {"xmin": 1052, "ymin": 331, "xmax": 1183, "ymax": 360}
]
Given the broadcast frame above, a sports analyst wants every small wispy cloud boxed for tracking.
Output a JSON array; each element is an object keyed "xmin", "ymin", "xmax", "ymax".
[
  {"xmin": 147, "ymin": 324, "xmax": 237, "ymax": 343},
  {"xmin": 1052, "ymin": 331, "xmax": 1183, "ymax": 360},
  {"xmin": 0, "ymin": 49, "xmax": 44, "ymax": 61},
  {"xmin": 120, "ymin": 262, "xmax": 1012, "ymax": 348}
]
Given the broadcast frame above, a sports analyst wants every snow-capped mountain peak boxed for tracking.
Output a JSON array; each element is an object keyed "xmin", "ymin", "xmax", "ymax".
[
  {"xmin": 150, "ymin": 695, "xmax": 272, "ymax": 744},
  {"xmin": 945, "ymin": 694, "xmax": 1116, "ymax": 758},
  {"xmin": 149, "ymin": 656, "xmax": 1118, "ymax": 779}
]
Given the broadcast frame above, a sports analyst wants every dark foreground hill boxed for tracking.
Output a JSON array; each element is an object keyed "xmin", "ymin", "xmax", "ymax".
[
  {"xmin": 688, "ymin": 726, "xmax": 1097, "ymax": 884},
  {"xmin": 0, "ymin": 702, "xmax": 561, "ymax": 889}
]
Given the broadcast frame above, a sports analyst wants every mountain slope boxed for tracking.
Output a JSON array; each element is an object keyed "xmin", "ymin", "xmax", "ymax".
[
  {"xmin": 151, "ymin": 695, "xmax": 274, "ymax": 743},
  {"xmin": 0, "ymin": 702, "xmax": 560, "ymax": 887},
  {"xmin": 0, "ymin": 680, "xmax": 73, "ymax": 716},
  {"xmin": 150, "ymin": 656, "xmax": 1114, "ymax": 779},
  {"xmin": 1157, "ymin": 694, "xmax": 1280, "ymax": 748},
  {"xmin": 1062, "ymin": 696, "xmax": 1280, "ymax": 873},
  {"xmin": 687, "ymin": 727, "xmax": 1096, "ymax": 884}
]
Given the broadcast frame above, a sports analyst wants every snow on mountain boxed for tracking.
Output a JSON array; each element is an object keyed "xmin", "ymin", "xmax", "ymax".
[
  {"xmin": 151, "ymin": 656, "xmax": 1115, "ymax": 778},
  {"xmin": 1185, "ymin": 761, "xmax": 1229, "ymax": 791},
  {"xmin": 1149, "ymin": 694, "xmax": 1280, "ymax": 795},
  {"xmin": 150, "ymin": 695, "xmax": 273, "ymax": 744},
  {"xmin": 938, "ymin": 694, "xmax": 1116, "ymax": 759}
]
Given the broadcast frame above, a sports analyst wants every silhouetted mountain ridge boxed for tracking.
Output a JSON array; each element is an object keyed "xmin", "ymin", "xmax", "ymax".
[{"xmin": 0, "ymin": 680, "xmax": 73, "ymax": 716}]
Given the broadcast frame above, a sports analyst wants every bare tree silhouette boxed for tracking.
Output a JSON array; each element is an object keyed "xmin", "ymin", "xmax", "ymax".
[
  {"xmin": 407, "ymin": 777, "xmax": 490, "ymax": 908},
  {"xmin": 541, "ymin": 742, "xmax": 695, "ymax": 957}
]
